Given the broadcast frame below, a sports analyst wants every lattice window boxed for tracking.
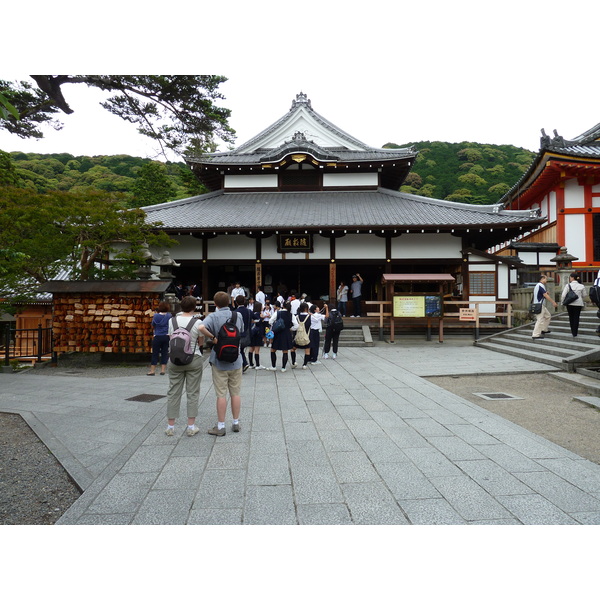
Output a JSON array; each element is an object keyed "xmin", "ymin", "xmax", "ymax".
[{"xmin": 469, "ymin": 272, "xmax": 496, "ymax": 295}]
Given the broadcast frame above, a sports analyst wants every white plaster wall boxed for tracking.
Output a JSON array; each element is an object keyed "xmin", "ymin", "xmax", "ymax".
[
  {"xmin": 261, "ymin": 236, "xmax": 280, "ymax": 260},
  {"xmin": 564, "ymin": 179, "xmax": 585, "ymax": 209},
  {"xmin": 323, "ymin": 172, "xmax": 378, "ymax": 187},
  {"xmin": 468, "ymin": 263, "xmax": 495, "ymax": 272},
  {"xmin": 391, "ymin": 233, "xmax": 461, "ymax": 259},
  {"xmin": 157, "ymin": 235, "xmax": 203, "ymax": 260},
  {"xmin": 541, "ymin": 196, "xmax": 548, "ymax": 220},
  {"xmin": 468, "ymin": 296, "xmax": 496, "ymax": 314},
  {"xmin": 549, "ymin": 191, "xmax": 557, "ymax": 223},
  {"xmin": 469, "ymin": 296, "xmax": 497, "ymax": 313},
  {"xmin": 593, "ymin": 196, "xmax": 600, "ymax": 208},
  {"xmin": 564, "ymin": 213, "xmax": 586, "ymax": 260},
  {"xmin": 337, "ymin": 234, "xmax": 385, "ymax": 259},
  {"xmin": 593, "ymin": 183, "xmax": 600, "ymax": 193},
  {"xmin": 498, "ymin": 264, "xmax": 509, "ymax": 299},
  {"xmin": 224, "ymin": 174, "xmax": 277, "ymax": 188},
  {"xmin": 310, "ymin": 235, "xmax": 330, "ymax": 259},
  {"xmin": 468, "ymin": 255, "xmax": 494, "ymax": 263},
  {"xmin": 207, "ymin": 235, "xmax": 255, "ymax": 260},
  {"xmin": 538, "ymin": 251, "xmax": 558, "ymax": 265}
]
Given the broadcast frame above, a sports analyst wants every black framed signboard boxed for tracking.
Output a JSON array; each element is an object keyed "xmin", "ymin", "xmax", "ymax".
[{"xmin": 277, "ymin": 234, "xmax": 313, "ymax": 253}]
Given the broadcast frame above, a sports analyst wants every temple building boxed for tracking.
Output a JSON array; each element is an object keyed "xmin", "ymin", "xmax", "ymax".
[
  {"xmin": 495, "ymin": 124, "xmax": 600, "ymax": 282},
  {"xmin": 143, "ymin": 93, "xmax": 544, "ymax": 311}
]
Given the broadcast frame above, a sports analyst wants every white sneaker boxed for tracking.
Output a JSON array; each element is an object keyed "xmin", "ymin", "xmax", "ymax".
[
  {"xmin": 323, "ymin": 353, "xmax": 329, "ymax": 359},
  {"xmin": 263, "ymin": 343, "xmax": 267, "ymax": 348},
  {"xmin": 281, "ymin": 368, "xmax": 286, "ymax": 373},
  {"xmin": 165, "ymin": 426, "xmax": 175, "ymax": 436},
  {"xmin": 332, "ymin": 353, "xmax": 337, "ymax": 359},
  {"xmin": 312, "ymin": 360, "xmax": 322, "ymax": 365},
  {"xmin": 255, "ymin": 365, "xmax": 266, "ymax": 370},
  {"xmin": 266, "ymin": 367, "xmax": 277, "ymax": 371},
  {"xmin": 186, "ymin": 425, "xmax": 200, "ymax": 437},
  {"xmin": 302, "ymin": 365, "xmax": 308, "ymax": 370},
  {"xmin": 291, "ymin": 362, "xmax": 297, "ymax": 369}
]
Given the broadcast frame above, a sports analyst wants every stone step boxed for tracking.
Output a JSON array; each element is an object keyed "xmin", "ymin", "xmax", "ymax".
[
  {"xmin": 484, "ymin": 336, "xmax": 575, "ymax": 358},
  {"xmin": 474, "ymin": 341, "xmax": 566, "ymax": 368},
  {"xmin": 502, "ymin": 332, "xmax": 598, "ymax": 352}
]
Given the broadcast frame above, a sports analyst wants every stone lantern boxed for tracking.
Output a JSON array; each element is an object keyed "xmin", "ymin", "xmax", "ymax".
[
  {"xmin": 134, "ymin": 243, "xmax": 156, "ymax": 280},
  {"xmin": 152, "ymin": 251, "xmax": 180, "ymax": 280}
]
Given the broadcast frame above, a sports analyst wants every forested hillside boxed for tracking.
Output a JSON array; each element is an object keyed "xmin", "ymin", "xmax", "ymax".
[
  {"xmin": 385, "ymin": 141, "xmax": 536, "ymax": 204},
  {"xmin": 1, "ymin": 151, "xmax": 206, "ymax": 208},
  {"xmin": 2, "ymin": 140, "xmax": 537, "ymax": 207}
]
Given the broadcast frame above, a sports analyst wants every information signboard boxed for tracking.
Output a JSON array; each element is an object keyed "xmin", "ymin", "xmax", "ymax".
[
  {"xmin": 424, "ymin": 295, "xmax": 442, "ymax": 317},
  {"xmin": 393, "ymin": 296, "xmax": 425, "ymax": 317},
  {"xmin": 393, "ymin": 295, "xmax": 443, "ymax": 318}
]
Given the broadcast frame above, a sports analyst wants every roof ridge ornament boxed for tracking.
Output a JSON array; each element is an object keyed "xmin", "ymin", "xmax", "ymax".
[{"xmin": 291, "ymin": 92, "xmax": 311, "ymax": 110}]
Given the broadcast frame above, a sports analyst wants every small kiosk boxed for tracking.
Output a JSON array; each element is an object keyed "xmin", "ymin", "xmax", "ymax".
[{"xmin": 382, "ymin": 274, "xmax": 455, "ymax": 343}]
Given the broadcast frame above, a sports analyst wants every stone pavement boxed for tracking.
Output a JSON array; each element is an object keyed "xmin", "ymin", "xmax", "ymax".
[{"xmin": 2, "ymin": 338, "xmax": 600, "ymax": 525}]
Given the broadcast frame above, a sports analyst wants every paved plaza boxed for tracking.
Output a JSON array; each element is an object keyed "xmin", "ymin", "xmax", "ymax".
[{"xmin": 1, "ymin": 338, "xmax": 600, "ymax": 525}]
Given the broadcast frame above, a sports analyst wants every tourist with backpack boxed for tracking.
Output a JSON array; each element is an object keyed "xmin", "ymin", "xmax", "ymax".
[
  {"xmin": 234, "ymin": 295, "xmax": 252, "ymax": 372},
  {"xmin": 323, "ymin": 307, "xmax": 344, "ymax": 359},
  {"xmin": 165, "ymin": 296, "xmax": 204, "ymax": 437},
  {"xmin": 290, "ymin": 303, "xmax": 312, "ymax": 370},
  {"xmin": 266, "ymin": 301, "xmax": 296, "ymax": 372},
  {"xmin": 560, "ymin": 273, "xmax": 588, "ymax": 337},
  {"xmin": 198, "ymin": 291, "xmax": 245, "ymax": 436}
]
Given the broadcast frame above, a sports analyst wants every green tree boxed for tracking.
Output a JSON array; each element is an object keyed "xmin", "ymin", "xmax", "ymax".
[
  {"xmin": 0, "ymin": 187, "xmax": 175, "ymax": 291},
  {"xmin": 0, "ymin": 150, "xmax": 20, "ymax": 185},
  {"xmin": 131, "ymin": 162, "xmax": 177, "ymax": 207},
  {"xmin": 0, "ymin": 76, "xmax": 235, "ymax": 157}
]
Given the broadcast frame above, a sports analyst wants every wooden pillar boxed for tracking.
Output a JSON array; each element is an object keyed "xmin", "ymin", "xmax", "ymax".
[{"xmin": 329, "ymin": 262, "xmax": 336, "ymax": 305}]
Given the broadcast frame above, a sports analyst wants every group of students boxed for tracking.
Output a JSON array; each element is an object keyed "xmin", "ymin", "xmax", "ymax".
[
  {"xmin": 233, "ymin": 295, "xmax": 344, "ymax": 373},
  {"xmin": 148, "ymin": 291, "xmax": 345, "ymax": 438}
]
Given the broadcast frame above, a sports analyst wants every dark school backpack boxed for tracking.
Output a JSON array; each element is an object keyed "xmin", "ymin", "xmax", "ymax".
[
  {"xmin": 589, "ymin": 285, "xmax": 600, "ymax": 309},
  {"xmin": 169, "ymin": 316, "xmax": 198, "ymax": 365},
  {"xmin": 328, "ymin": 310, "xmax": 344, "ymax": 332},
  {"xmin": 214, "ymin": 313, "xmax": 241, "ymax": 363}
]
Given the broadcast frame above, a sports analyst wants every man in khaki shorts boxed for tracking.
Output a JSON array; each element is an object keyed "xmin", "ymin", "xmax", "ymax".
[{"xmin": 198, "ymin": 291, "xmax": 244, "ymax": 436}]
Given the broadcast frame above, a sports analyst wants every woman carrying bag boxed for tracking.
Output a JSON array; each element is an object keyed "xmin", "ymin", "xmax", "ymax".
[{"xmin": 561, "ymin": 273, "xmax": 587, "ymax": 337}]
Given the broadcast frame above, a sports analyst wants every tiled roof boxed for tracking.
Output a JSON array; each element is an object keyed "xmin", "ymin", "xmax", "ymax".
[
  {"xmin": 185, "ymin": 93, "xmax": 416, "ymax": 166},
  {"xmin": 188, "ymin": 147, "xmax": 415, "ymax": 165},
  {"xmin": 144, "ymin": 188, "xmax": 541, "ymax": 231},
  {"xmin": 502, "ymin": 123, "xmax": 600, "ymax": 204}
]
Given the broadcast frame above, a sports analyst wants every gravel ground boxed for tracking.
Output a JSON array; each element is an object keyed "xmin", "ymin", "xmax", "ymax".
[
  {"xmin": 2, "ymin": 367, "xmax": 599, "ymax": 525},
  {"xmin": 0, "ymin": 412, "xmax": 81, "ymax": 525},
  {"xmin": 426, "ymin": 372, "xmax": 600, "ymax": 465}
]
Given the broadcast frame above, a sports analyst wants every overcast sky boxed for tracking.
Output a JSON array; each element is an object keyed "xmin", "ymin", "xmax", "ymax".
[{"xmin": 2, "ymin": 1, "xmax": 597, "ymax": 164}]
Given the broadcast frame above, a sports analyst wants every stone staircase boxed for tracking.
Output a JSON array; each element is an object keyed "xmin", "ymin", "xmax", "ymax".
[
  {"xmin": 474, "ymin": 309, "xmax": 600, "ymax": 372},
  {"xmin": 337, "ymin": 323, "xmax": 374, "ymax": 347}
]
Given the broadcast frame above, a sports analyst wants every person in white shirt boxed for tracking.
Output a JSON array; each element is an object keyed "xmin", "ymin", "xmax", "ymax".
[
  {"xmin": 230, "ymin": 282, "xmax": 246, "ymax": 307},
  {"xmin": 561, "ymin": 272, "xmax": 587, "ymax": 337},
  {"xmin": 308, "ymin": 303, "xmax": 328, "ymax": 364},
  {"xmin": 290, "ymin": 295, "xmax": 301, "ymax": 315},
  {"xmin": 255, "ymin": 287, "xmax": 266, "ymax": 306},
  {"xmin": 531, "ymin": 275, "xmax": 557, "ymax": 339}
]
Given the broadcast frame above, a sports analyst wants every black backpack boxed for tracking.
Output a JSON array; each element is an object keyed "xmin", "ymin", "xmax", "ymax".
[
  {"xmin": 214, "ymin": 313, "xmax": 241, "ymax": 363},
  {"xmin": 589, "ymin": 285, "xmax": 600, "ymax": 309},
  {"xmin": 328, "ymin": 310, "xmax": 344, "ymax": 332},
  {"xmin": 169, "ymin": 317, "xmax": 198, "ymax": 365}
]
